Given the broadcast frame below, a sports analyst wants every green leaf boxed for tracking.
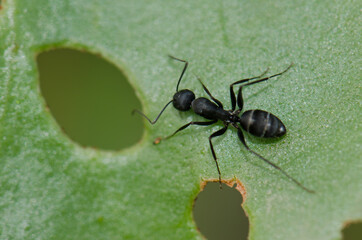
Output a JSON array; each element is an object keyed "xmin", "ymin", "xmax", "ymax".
[{"xmin": 0, "ymin": 0, "xmax": 360, "ymax": 239}]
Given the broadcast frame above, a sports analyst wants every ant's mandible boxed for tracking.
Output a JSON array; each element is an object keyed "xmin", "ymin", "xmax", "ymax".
[{"xmin": 133, "ymin": 55, "xmax": 314, "ymax": 193}]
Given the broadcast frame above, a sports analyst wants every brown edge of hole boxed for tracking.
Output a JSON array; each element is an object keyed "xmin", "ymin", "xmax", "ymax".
[
  {"xmin": 193, "ymin": 178, "xmax": 249, "ymax": 239},
  {"xmin": 342, "ymin": 219, "xmax": 362, "ymax": 230},
  {"xmin": 199, "ymin": 178, "xmax": 247, "ymax": 204},
  {"xmin": 341, "ymin": 219, "xmax": 362, "ymax": 240},
  {"xmin": 342, "ymin": 219, "xmax": 362, "ymax": 229}
]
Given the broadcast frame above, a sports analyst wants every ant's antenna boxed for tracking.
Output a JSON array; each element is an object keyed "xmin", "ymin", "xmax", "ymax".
[
  {"xmin": 168, "ymin": 55, "xmax": 188, "ymax": 92},
  {"xmin": 132, "ymin": 55, "xmax": 189, "ymax": 124},
  {"xmin": 132, "ymin": 100, "xmax": 173, "ymax": 125}
]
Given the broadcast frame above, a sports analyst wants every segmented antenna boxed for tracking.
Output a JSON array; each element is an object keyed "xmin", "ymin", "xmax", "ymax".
[
  {"xmin": 168, "ymin": 55, "xmax": 188, "ymax": 92},
  {"xmin": 132, "ymin": 55, "xmax": 189, "ymax": 124},
  {"xmin": 132, "ymin": 100, "xmax": 173, "ymax": 125}
]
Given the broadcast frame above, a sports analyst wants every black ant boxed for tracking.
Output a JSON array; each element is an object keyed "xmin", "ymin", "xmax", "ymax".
[{"xmin": 133, "ymin": 55, "xmax": 314, "ymax": 193}]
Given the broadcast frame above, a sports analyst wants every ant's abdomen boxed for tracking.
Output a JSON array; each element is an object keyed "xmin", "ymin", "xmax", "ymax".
[{"xmin": 240, "ymin": 110, "xmax": 286, "ymax": 138}]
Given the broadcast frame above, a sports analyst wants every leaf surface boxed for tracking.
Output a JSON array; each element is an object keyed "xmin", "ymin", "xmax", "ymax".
[{"xmin": 0, "ymin": 0, "xmax": 360, "ymax": 239}]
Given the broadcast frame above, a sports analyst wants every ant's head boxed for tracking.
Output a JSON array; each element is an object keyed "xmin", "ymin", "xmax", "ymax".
[{"xmin": 172, "ymin": 89, "xmax": 195, "ymax": 111}]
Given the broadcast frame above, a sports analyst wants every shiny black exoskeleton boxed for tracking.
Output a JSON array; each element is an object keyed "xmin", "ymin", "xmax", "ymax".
[{"xmin": 133, "ymin": 56, "xmax": 314, "ymax": 193}]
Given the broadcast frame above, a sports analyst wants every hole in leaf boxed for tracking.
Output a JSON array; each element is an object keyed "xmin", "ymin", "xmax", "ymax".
[
  {"xmin": 342, "ymin": 221, "xmax": 362, "ymax": 240},
  {"xmin": 37, "ymin": 48, "xmax": 143, "ymax": 150},
  {"xmin": 193, "ymin": 181, "xmax": 249, "ymax": 240}
]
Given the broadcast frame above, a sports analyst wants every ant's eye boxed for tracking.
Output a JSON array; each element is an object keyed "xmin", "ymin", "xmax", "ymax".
[{"xmin": 172, "ymin": 89, "xmax": 195, "ymax": 111}]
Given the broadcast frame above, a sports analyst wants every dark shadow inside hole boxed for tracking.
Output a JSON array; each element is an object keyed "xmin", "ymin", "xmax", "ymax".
[
  {"xmin": 37, "ymin": 48, "xmax": 143, "ymax": 150},
  {"xmin": 193, "ymin": 182, "xmax": 249, "ymax": 240},
  {"xmin": 342, "ymin": 221, "xmax": 362, "ymax": 240}
]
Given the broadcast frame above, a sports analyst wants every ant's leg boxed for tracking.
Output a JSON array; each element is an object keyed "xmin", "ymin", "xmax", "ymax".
[
  {"xmin": 154, "ymin": 120, "xmax": 218, "ymax": 144},
  {"xmin": 168, "ymin": 55, "xmax": 188, "ymax": 92},
  {"xmin": 234, "ymin": 125, "xmax": 315, "ymax": 193},
  {"xmin": 209, "ymin": 125, "xmax": 229, "ymax": 188},
  {"xmin": 230, "ymin": 68, "xmax": 270, "ymax": 111},
  {"xmin": 236, "ymin": 86, "xmax": 244, "ymax": 111},
  {"xmin": 237, "ymin": 63, "xmax": 293, "ymax": 89},
  {"xmin": 132, "ymin": 100, "xmax": 173, "ymax": 124},
  {"xmin": 194, "ymin": 75, "xmax": 224, "ymax": 108}
]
